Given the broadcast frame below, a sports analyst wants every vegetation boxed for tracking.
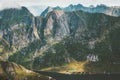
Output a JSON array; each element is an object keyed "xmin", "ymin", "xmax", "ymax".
[{"xmin": 0, "ymin": 61, "xmax": 54, "ymax": 80}]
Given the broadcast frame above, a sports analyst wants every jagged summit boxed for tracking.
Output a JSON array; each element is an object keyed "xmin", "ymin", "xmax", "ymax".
[
  {"xmin": 40, "ymin": 6, "xmax": 53, "ymax": 17},
  {"xmin": 40, "ymin": 4, "xmax": 120, "ymax": 17}
]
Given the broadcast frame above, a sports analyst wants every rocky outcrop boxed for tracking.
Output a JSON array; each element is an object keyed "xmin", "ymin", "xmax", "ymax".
[
  {"xmin": 0, "ymin": 61, "xmax": 55, "ymax": 80},
  {"xmin": 44, "ymin": 10, "xmax": 70, "ymax": 40},
  {"xmin": 0, "ymin": 7, "xmax": 42, "ymax": 50}
]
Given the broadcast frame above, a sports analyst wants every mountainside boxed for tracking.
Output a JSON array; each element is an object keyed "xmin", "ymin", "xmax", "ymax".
[
  {"xmin": 40, "ymin": 4, "xmax": 120, "ymax": 17},
  {"xmin": 0, "ymin": 6, "xmax": 120, "ymax": 74},
  {"xmin": 0, "ymin": 6, "xmax": 44, "ymax": 56},
  {"xmin": 39, "ymin": 10, "xmax": 120, "ymax": 73},
  {"xmin": 0, "ymin": 61, "xmax": 55, "ymax": 80}
]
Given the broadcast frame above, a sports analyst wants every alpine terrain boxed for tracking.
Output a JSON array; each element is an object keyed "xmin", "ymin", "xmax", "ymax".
[{"xmin": 0, "ymin": 3, "xmax": 120, "ymax": 79}]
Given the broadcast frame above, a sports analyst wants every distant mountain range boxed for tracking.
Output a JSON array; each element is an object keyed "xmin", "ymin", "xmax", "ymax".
[{"xmin": 40, "ymin": 4, "xmax": 120, "ymax": 17}]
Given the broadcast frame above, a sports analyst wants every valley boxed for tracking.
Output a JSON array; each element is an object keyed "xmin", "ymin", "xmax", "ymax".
[{"xmin": 0, "ymin": 3, "xmax": 120, "ymax": 80}]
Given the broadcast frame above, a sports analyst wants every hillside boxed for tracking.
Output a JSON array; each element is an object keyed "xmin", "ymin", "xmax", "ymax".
[
  {"xmin": 0, "ymin": 61, "xmax": 55, "ymax": 80},
  {"xmin": 0, "ymin": 7, "xmax": 120, "ymax": 73}
]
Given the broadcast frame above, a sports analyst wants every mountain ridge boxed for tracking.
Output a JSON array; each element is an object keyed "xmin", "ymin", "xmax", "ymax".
[
  {"xmin": 40, "ymin": 4, "xmax": 120, "ymax": 17},
  {"xmin": 0, "ymin": 6, "xmax": 120, "ymax": 74}
]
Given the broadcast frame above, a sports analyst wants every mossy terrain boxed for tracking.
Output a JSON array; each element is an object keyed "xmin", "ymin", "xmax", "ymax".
[
  {"xmin": 39, "ymin": 34, "xmax": 120, "ymax": 73},
  {"xmin": 9, "ymin": 40, "xmax": 41, "ymax": 69}
]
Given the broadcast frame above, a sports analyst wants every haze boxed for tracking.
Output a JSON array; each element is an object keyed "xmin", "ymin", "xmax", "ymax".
[{"xmin": 0, "ymin": 0, "xmax": 120, "ymax": 7}]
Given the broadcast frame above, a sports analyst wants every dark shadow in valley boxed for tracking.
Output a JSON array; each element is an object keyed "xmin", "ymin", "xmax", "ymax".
[{"xmin": 36, "ymin": 71, "xmax": 120, "ymax": 80}]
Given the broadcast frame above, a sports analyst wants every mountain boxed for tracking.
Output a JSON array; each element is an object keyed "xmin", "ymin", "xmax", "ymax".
[
  {"xmin": 0, "ymin": 6, "xmax": 44, "ymax": 50},
  {"xmin": 38, "ymin": 10, "xmax": 120, "ymax": 73},
  {"xmin": 40, "ymin": 4, "xmax": 120, "ymax": 17},
  {"xmin": 0, "ymin": 6, "xmax": 120, "ymax": 74},
  {"xmin": 0, "ymin": 29, "xmax": 55, "ymax": 79},
  {"xmin": 0, "ymin": 6, "xmax": 45, "ymax": 69},
  {"xmin": 40, "ymin": 6, "xmax": 62, "ymax": 17},
  {"xmin": 0, "ymin": 61, "xmax": 55, "ymax": 80}
]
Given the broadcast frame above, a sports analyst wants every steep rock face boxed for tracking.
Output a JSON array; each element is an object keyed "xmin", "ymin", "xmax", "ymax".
[
  {"xmin": 32, "ymin": 10, "xmax": 120, "ymax": 71},
  {"xmin": 0, "ymin": 7, "xmax": 41, "ymax": 50},
  {"xmin": 0, "ymin": 7, "xmax": 45, "ymax": 70},
  {"xmin": 0, "ymin": 36, "xmax": 10, "ymax": 60},
  {"xmin": 0, "ymin": 61, "xmax": 55, "ymax": 80},
  {"xmin": 44, "ymin": 10, "xmax": 70, "ymax": 40}
]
